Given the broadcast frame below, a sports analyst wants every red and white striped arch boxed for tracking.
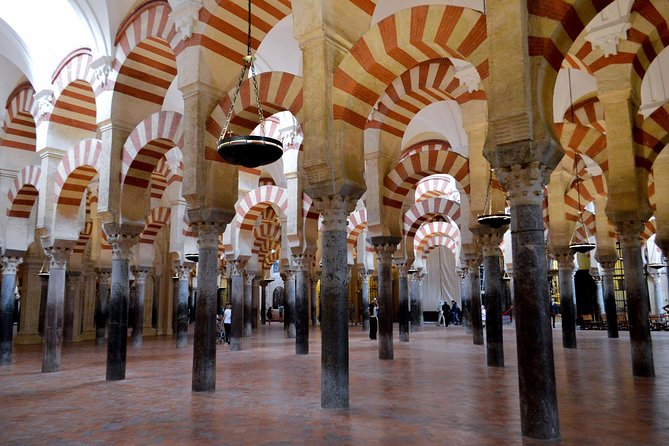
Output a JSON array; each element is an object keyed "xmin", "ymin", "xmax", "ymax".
[
  {"xmin": 562, "ymin": 53, "xmax": 592, "ymax": 75},
  {"xmin": 347, "ymin": 208, "xmax": 367, "ymax": 248},
  {"xmin": 72, "ymin": 221, "xmax": 93, "ymax": 255},
  {"xmin": 563, "ymin": 95, "xmax": 606, "ymax": 134},
  {"xmin": 414, "ymin": 220, "xmax": 461, "ymax": 256},
  {"xmin": 383, "ymin": 142, "xmax": 470, "ymax": 209},
  {"xmin": 417, "ymin": 233, "xmax": 458, "ymax": 260},
  {"xmin": 235, "ymin": 185, "xmax": 288, "ymax": 232},
  {"xmin": 404, "ymin": 197, "xmax": 461, "ymax": 239},
  {"xmin": 1, "ymin": 82, "xmax": 36, "ymax": 151},
  {"xmin": 564, "ymin": 175, "xmax": 607, "ymax": 222},
  {"xmin": 54, "ymin": 139, "xmax": 102, "ymax": 206},
  {"xmin": 122, "ymin": 111, "xmax": 183, "ymax": 188},
  {"xmin": 150, "ymin": 159, "xmax": 169, "ymax": 202},
  {"xmin": 253, "ymin": 219, "xmax": 282, "ymax": 256},
  {"xmin": 556, "ymin": 122, "xmax": 608, "ymax": 171},
  {"xmin": 139, "ymin": 206, "xmax": 171, "ymax": 245},
  {"xmin": 641, "ymin": 219, "xmax": 656, "ymax": 242},
  {"xmin": 635, "ymin": 102, "xmax": 669, "ymax": 171},
  {"xmin": 112, "ymin": 1, "xmax": 178, "ymax": 105},
  {"xmin": 367, "ymin": 59, "xmax": 486, "ymax": 138},
  {"xmin": 415, "ymin": 175, "xmax": 459, "ymax": 202},
  {"xmin": 333, "ymin": 5, "xmax": 488, "ymax": 129},
  {"xmin": 6, "ymin": 165, "xmax": 41, "ymax": 218},
  {"xmin": 571, "ymin": 209, "xmax": 597, "ymax": 244},
  {"xmin": 205, "ymin": 72, "xmax": 303, "ymax": 162}
]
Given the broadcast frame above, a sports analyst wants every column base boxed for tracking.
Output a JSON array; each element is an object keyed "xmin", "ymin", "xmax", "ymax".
[{"xmin": 14, "ymin": 333, "xmax": 42, "ymax": 345}]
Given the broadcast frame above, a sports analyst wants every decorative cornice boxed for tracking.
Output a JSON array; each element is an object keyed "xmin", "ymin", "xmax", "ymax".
[
  {"xmin": 496, "ymin": 161, "xmax": 549, "ymax": 207},
  {"xmin": 1, "ymin": 256, "xmax": 23, "ymax": 275},
  {"xmin": 90, "ymin": 55, "xmax": 114, "ymax": 88},
  {"xmin": 454, "ymin": 63, "xmax": 481, "ymax": 93},
  {"xmin": 33, "ymin": 89, "xmax": 54, "ymax": 117},
  {"xmin": 169, "ymin": 0, "xmax": 202, "ymax": 42}
]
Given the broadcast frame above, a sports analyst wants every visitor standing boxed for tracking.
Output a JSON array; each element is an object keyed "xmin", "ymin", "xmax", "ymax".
[
  {"xmin": 223, "ymin": 303, "xmax": 232, "ymax": 344},
  {"xmin": 369, "ymin": 299, "xmax": 378, "ymax": 340}
]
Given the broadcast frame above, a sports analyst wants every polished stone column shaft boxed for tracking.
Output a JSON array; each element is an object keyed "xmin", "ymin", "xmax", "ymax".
[
  {"xmin": 244, "ymin": 273, "xmax": 255, "ymax": 337},
  {"xmin": 106, "ymin": 233, "xmax": 137, "ymax": 381},
  {"xmin": 294, "ymin": 254, "xmax": 313, "ymax": 355},
  {"xmin": 479, "ymin": 229, "xmax": 506, "ymax": 367},
  {"xmin": 311, "ymin": 271, "xmax": 320, "ymax": 326},
  {"xmin": 397, "ymin": 264, "xmax": 410, "ymax": 343},
  {"xmin": 63, "ymin": 271, "xmax": 79, "ymax": 342},
  {"xmin": 230, "ymin": 260, "xmax": 246, "ymax": 352},
  {"xmin": 372, "ymin": 236, "xmax": 400, "ymax": 360},
  {"xmin": 555, "ymin": 249, "xmax": 577, "ymax": 349},
  {"xmin": 251, "ymin": 277, "xmax": 260, "ymax": 329},
  {"xmin": 38, "ymin": 274, "xmax": 49, "ymax": 337},
  {"xmin": 151, "ymin": 274, "xmax": 159, "ymax": 329},
  {"xmin": 593, "ymin": 274, "xmax": 604, "ymax": 318},
  {"xmin": 650, "ymin": 272, "xmax": 663, "ymax": 316},
  {"xmin": 131, "ymin": 269, "xmax": 149, "ymax": 347},
  {"xmin": 95, "ymin": 271, "xmax": 111, "ymax": 345},
  {"xmin": 192, "ymin": 222, "xmax": 224, "ymax": 392},
  {"xmin": 459, "ymin": 268, "xmax": 472, "ymax": 334},
  {"xmin": 319, "ymin": 200, "xmax": 351, "ymax": 409},
  {"xmin": 1, "ymin": 256, "xmax": 23, "ymax": 364},
  {"xmin": 617, "ymin": 221, "xmax": 654, "ymax": 377},
  {"xmin": 466, "ymin": 257, "xmax": 484, "ymax": 345},
  {"xmin": 599, "ymin": 261, "xmax": 619, "ymax": 338},
  {"xmin": 410, "ymin": 272, "xmax": 424, "ymax": 330},
  {"xmin": 498, "ymin": 162, "xmax": 559, "ymax": 439},
  {"xmin": 260, "ymin": 279, "xmax": 270, "ymax": 324},
  {"xmin": 284, "ymin": 270, "xmax": 296, "ymax": 338},
  {"xmin": 42, "ymin": 245, "xmax": 72, "ymax": 373},
  {"xmin": 360, "ymin": 270, "xmax": 371, "ymax": 331},
  {"xmin": 176, "ymin": 264, "xmax": 193, "ymax": 348}
]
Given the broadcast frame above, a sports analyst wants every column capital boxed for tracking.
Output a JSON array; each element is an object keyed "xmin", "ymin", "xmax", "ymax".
[
  {"xmin": 98, "ymin": 270, "xmax": 112, "ymax": 284},
  {"xmin": 552, "ymin": 248, "xmax": 575, "ymax": 271},
  {"xmin": 44, "ymin": 244, "xmax": 74, "ymax": 270},
  {"xmin": 370, "ymin": 236, "xmax": 401, "ymax": 263},
  {"xmin": 496, "ymin": 161, "xmax": 549, "ymax": 207},
  {"xmin": 284, "ymin": 269, "xmax": 297, "ymax": 281},
  {"xmin": 313, "ymin": 195, "xmax": 357, "ymax": 232},
  {"xmin": 393, "ymin": 260, "xmax": 410, "ymax": 278},
  {"xmin": 245, "ymin": 272, "xmax": 256, "ymax": 285},
  {"xmin": 193, "ymin": 221, "xmax": 225, "ymax": 249},
  {"xmin": 1, "ymin": 256, "xmax": 23, "ymax": 275},
  {"xmin": 133, "ymin": 268, "xmax": 151, "ymax": 285},
  {"xmin": 615, "ymin": 220, "xmax": 643, "ymax": 246},
  {"xmin": 457, "ymin": 267, "xmax": 469, "ymax": 281},
  {"xmin": 359, "ymin": 269, "xmax": 373, "ymax": 281},
  {"xmin": 292, "ymin": 253, "xmax": 314, "ymax": 272},
  {"xmin": 473, "ymin": 228, "xmax": 505, "ymax": 257},
  {"xmin": 229, "ymin": 258, "xmax": 247, "ymax": 277},
  {"xmin": 175, "ymin": 263, "xmax": 194, "ymax": 281}
]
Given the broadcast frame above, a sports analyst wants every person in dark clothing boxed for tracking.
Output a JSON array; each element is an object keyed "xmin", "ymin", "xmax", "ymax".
[
  {"xmin": 442, "ymin": 301, "xmax": 451, "ymax": 327},
  {"xmin": 451, "ymin": 300, "xmax": 461, "ymax": 325},
  {"xmin": 369, "ymin": 299, "xmax": 378, "ymax": 339},
  {"xmin": 266, "ymin": 306, "xmax": 273, "ymax": 325},
  {"xmin": 550, "ymin": 299, "xmax": 560, "ymax": 328}
]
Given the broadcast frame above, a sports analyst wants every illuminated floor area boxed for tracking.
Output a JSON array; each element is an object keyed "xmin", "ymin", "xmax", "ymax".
[{"xmin": 1, "ymin": 324, "xmax": 668, "ymax": 445}]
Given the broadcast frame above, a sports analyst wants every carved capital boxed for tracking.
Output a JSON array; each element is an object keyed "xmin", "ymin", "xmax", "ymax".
[
  {"xmin": 194, "ymin": 221, "xmax": 225, "ymax": 250},
  {"xmin": 98, "ymin": 271, "xmax": 111, "ymax": 285},
  {"xmin": 175, "ymin": 264, "xmax": 194, "ymax": 281},
  {"xmin": 496, "ymin": 161, "xmax": 549, "ymax": 207},
  {"xmin": 457, "ymin": 267, "xmax": 469, "ymax": 281},
  {"xmin": 454, "ymin": 63, "xmax": 481, "ymax": 93},
  {"xmin": 33, "ymin": 89, "xmax": 54, "ymax": 117},
  {"xmin": 553, "ymin": 248, "xmax": 575, "ymax": 271},
  {"xmin": 230, "ymin": 259, "xmax": 247, "ymax": 277},
  {"xmin": 476, "ymin": 230, "xmax": 504, "ymax": 258},
  {"xmin": 313, "ymin": 195, "xmax": 357, "ymax": 232},
  {"xmin": 169, "ymin": 0, "xmax": 202, "ymax": 41},
  {"xmin": 393, "ymin": 260, "xmax": 410, "ymax": 278},
  {"xmin": 292, "ymin": 253, "xmax": 313, "ymax": 272},
  {"xmin": 108, "ymin": 233, "xmax": 138, "ymax": 260},
  {"xmin": 284, "ymin": 269, "xmax": 297, "ymax": 281},
  {"xmin": 600, "ymin": 261, "xmax": 616, "ymax": 276},
  {"xmin": 45, "ymin": 245, "xmax": 72, "ymax": 270},
  {"xmin": 133, "ymin": 269, "xmax": 150, "ymax": 285},
  {"xmin": 615, "ymin": 220, "xmax": 643, "ymax": 247},
  {"xmin": 90, "ymin": 55, "xmax": 113, "ymax": 88},
  {"xmin": 1, "ymin": 256, "xmax": 23, "ymax": 275},
  {"xmin": 359, "ymin": 270, "xmax": 373, "ymax": 282},
  {"xmin": 370, "ymin": 236, "xmax": 400, "ymax": 264}
]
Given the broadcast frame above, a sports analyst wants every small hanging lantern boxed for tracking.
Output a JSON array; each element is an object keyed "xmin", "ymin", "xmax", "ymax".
[
  {"xmin": 185, "ymin": 253, "xmax": 199, "ymax": 263},
  {"xmin": 568, "ymin": 155, "xmax": 596, "ymax": 254},
  {"xmin": 477, "ymin": 167, "xmax": 510, "ymax": 228},
  {"xmin": 38, "ymin": 257, "xmax": 50, "ymax": 277},
  {"xmin": 216, "ymin": 0, "xmax": 283, "ymax": 168}
]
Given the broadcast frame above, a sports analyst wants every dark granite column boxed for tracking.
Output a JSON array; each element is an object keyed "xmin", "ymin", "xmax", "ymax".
[
  {"xmin": 599, "ymin": 260, "xmax": 619, "ymax": 338},
  {"xmin": 230, "ymin": 259, "xmax": 246, "ymax": 352},
  {"xmin": 592, "ymin": 273, "xmax": 604, "ymax": 319},
  {"xmin": 371, "ymin": 236, "xmax": 400, "ymax": 360},
  {"xmin": 317, "ymin": 197, "xmax": 352, "ymax": 408},
  {"xmin": 260, "ymin": 279, "xmax": 271, "ymax": 324},
  {"xmin": 131, "ymin": 269, "xmax": 149, "ymax": 347},
  {"xmin": 151, "ymin": 273, "xmax": 159, "ymax": 329},
  {"xmin": 192, "ymin": 222, "xmax": 225, "ymax": 392},
  {"xmin": 465, "ymin": 255, "xmax": 484, "ymax": 345},
  {"xmin": 95, "ymin": 270, "xmax": 111, "ymax": 345},
  {"xmin": 396, "ymin": 263, "xmax": 410, "ymax": 342},
  {"xmin": 42, "ymin": 243, "xmax": 73, "ymax": 373},
  {"xmin": 411, "ymin": 272, "xmax": 425, "ymax": 330},
  {"xmin": 284, "ymin": 270, "xmax": 296, "ymax": 338},
  {"xmin": 554, "ymin": 248, "xmax": 577, "ymax": 349},
  {"xmin": 244, "ymin": 272, "xmax": 255, "ymax": 337},
  {"xmin": 63, "ymin": 271, "xmax": 80, "ymax": 342},
  {"xmin": 294, "ymin": 253, "xmax": 313, "ymax": 354},
  {"xmin": 616, "ymin": 220, "xmax": 654, "ymax": 377},
  {"xmin": 459, "ymin": 267, "xmax": 472, "ymax": 334},
  {"xmin": 38, "ymin": 272, "xmax": 49, "ymax": 337},
  {"xmin": 497, "ymin": 162, "xmax": 559, "ymax": 439},
  {"xmin": 360, "ymin": 270, "xmax": 371, "ymax": 331},
  {"xmin": 1, "ymin": 255, "xmax": 23, "ymax": 364},
  {"xmin": 311, "ymin": 270, "xmax": 320, "ymax": 326},
  {"xmin": 251, "ymin": 276, "xmax": 260, "ymax": 329},
  {"xmin": 176, "ymin": 263, "xmax": 193, "ymax": 348},
  {"xmin": 478, "ymin": 228, "xmax": 507, "ymax": 367}
]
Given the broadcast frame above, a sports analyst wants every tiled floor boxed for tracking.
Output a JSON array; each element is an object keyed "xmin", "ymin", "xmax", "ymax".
[{"xmin": 1, "ymin": 324, "xmax": 668, "ymax": 445}]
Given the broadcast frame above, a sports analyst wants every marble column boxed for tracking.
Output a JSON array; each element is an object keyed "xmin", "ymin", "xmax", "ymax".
[
  {"xmin": 478, "ymin": 229, "xmax": 506, "ymax": 367},
  {"xmin": 412, "ymin": 272, "xmax": 425, "ymax": 329},
  {"xmin": 230, "ymin": 259, "xmax": 246, "ymax": 352},
  {"xmin": 71, "ymin": 272, "xmax": 84, "ymax": 341},
  {"xmin": 396, "ymin": 263, "xmax": 410, "ymax": 343},
  {"xmin": 95, "ymin": 271, "xmax": 111, "ymax": 345},
  {"xmin": 63, "ymin": 271, "xmax": 80, "ymax": 342},
  {"xmin": 42, "ymin": 244, "xmax": 73, "ymax": 373},
  {"xmin": 192, "ymin": 222, "xmax": 225, "ymax": 392},
  {"xmin": 176, "ymin": 263, "xmax": 193, "ymax": 348},
  {"xmin": 466, "ymin": 256, "xmax": 484, "ymax": 345},
  {"xmin": 131, "ymin": 269, "xmax": 149, "ymax": 347},
  {"xmin": 284, "ymin": 270, "xmax": 296, "ymax": 338},
  {"xmin": 311, "ymin": 270, "xmax": 320, "ymax": 326},
  {"xmin": 650, "ymin": 272, "xmax": 664, "ymax": 316},
  {"xmin": 105, "ymin": 231, "xmax": 138, "ymax": 381},
  {"xmin": 251, "ymin": 277, "xmax": 260, "ymax": 329},
  {"xmin": 294, "ymin": 253, "xmax": 313, "ymax": 354},
  {"xmin": 151, "ymin": 273, "xmax": 159, "ymax": 329},
  {"xmin": 318, "ymin": 199, "xmax": 351, "ymax": 408},
  {"xmin": 459, "ymin": 268, "xmax": 472, "ymax": 334},
  {"xmin": 497, "ymin": 162, "xmax": 558, "ymax": 439},
  {"xmin": 616, "ymin": 221, "xmax": 654, "ymax": 377},
  {"xmin": 1, "ymin": 255, "xmax": 23, "ymax": 364},
  {"xmin": 244, "ymin": 272, "xmax": 255, "ymax": 337},
  {"xmin": 599, "ymin": 261, "xmax": 619, "ymax": 338},
  {"xmin": 592, "ymin": 273, "xmax": 604, "ymax": 319},
  {"xmin": 554, "ymin": 248, "xmax": 577, "ymax": 349},
  {"xmin": 260, "ymin": 279, "xmax": 270, "ymax": 324},
  {"xmin": 360, "ymin": 270, "xmax": 371, "ymax": 331},
  {"xmin": 371, "ymin": 236, "xmax": 400, "ymax": 360},
  {"xmin": 38, "ymin": 272, "xmax": 49, "ymax": 337},
  {"xmin": 16, "ymin": 257, "xmax": 42, "ymax": 344}
]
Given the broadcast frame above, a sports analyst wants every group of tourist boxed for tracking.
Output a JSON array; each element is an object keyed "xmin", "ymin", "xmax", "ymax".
[{"xmin": 437, "ymin": 300, "xmax": 462, "ymax": 327}]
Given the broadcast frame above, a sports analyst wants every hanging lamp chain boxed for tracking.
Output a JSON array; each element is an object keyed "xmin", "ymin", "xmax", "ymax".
[
  {"xmin": 570, "ymin": 154, "xmax": 593, "ymax": 244},
  {"xmin": 484, "ymin": 167, "xmax": 494, "ymax": 215}
]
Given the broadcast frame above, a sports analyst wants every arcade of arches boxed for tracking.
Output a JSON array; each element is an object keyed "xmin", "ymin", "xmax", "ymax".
[{"xmin": 1, "ymin": 0, "xmax": 669, "ymax": 443}]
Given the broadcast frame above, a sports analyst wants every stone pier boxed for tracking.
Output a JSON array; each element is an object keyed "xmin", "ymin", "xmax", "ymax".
[
  {"xmin": 42, "ymin": 242, "xmax": 73, "ymax": 373},
  {"xmin": 371, "ymin": 236, "xmax": 400, "ymax": 360},
  {"xmin": 555, "ymin": 248, "xmax": 577, "ymax": 349},
  {"xmin": 1, "ymin": 255, "xmax": 23, "ymax": 364}
]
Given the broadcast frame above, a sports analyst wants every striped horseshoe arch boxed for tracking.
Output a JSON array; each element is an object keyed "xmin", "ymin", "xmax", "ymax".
[
  {"xmin": 235, "ymin": 185, "xmax": 288, "ymax": 232},
  {"xmin": 635, "ymin": 102, "xmax": 669, "ymax": 171},
  {"xmin": 347, "ymin": 208, "xmax": 367, "ymax": 248},
  {"xmin": 6, "ymin": 165, "xmax": 41, "ymax": 219},
  {"xmin": 54, "ymin": 139, "xmax": 103, "ymax": 206},
  {"xmin": 140, "ymin": 206, "xmax": 171, "ymax": 245},
  {"xmin": 1, "ymin": 82, "xmax": 36, "ymax": 152},
  {"xmin": 418, "ymin": 235, "xmax": 458, "ymax": 260},
  {"xmin": 414, "ymin": 220, "xmax": 461, "ymax": 257},
  {"xmin": 404, "ymin": 197, "xmax": 461, "ymax": 241},
  {"xmin": 564, "ymin": 175, "xmax": 607, "ymax": 222}
]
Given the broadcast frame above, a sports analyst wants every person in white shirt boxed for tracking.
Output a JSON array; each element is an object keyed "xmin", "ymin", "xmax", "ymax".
[
  {"xmin": 223, "ymin": 303, "xmax": 232, "ymax": 345},
  {"xmin": 481, "ymin": 305, "xmax": 487, "ymax": 327}
]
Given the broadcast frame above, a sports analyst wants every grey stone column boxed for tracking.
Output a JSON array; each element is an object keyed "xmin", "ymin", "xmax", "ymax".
[
  {"xmin": 230, "ymin": 259, "xmax": 246, "ymax": 351},
  {"xmin": 477, "ymin": 228, "xmax": 507, "ymax": 367},
  {"xmin": 16, "ymin": 256, "xmax": 42, "ymax": 344},
  {"xmin": 105, "ymin": 230, "xmax": 138, "ymax": 381},
  {"xmin": 1, "ymin": 255, "xmax": 23, "ymax": 364},
  {"xmin": 131, "ymin": 269, "xmax": 149, "ymax": 347},
  {"xmin": 192, "ymin": 222, "xmax": 225, "ymax": 392},
  {"xmin": 497, "ymin": 162, "xmax": 559, "ymax": 439},
  {"xmin": 176, "ymin": 263, "xmax": 193, "ymax": 348},
  {"xmin": 592, "ymin": 273, "xmax": 604, "ymax": 319},
  {"xmin": 63, "ymin": 271, "xmax": 80, "ymax": 342},
  {"xmin": 599, "ymin": 260, "xmax": 619, "ymax": 338},
  {"xmin": 616, "ymin": 221, "xmax": 654, "ymax": 377},
  {"xmin": 151, "ymin": 273, "xmax": 159, "ymax": 329},
  {"xmin": 317, "ymin": 198, "xmax": 352, "ymax": 409},
  {"xmin": 465, "ymin": 255, "xmax": 484, "ymax": 345},
  {"xmin": 260, "ymin": 279, "xmax": 270, "ymax": 324},
  {"xmin": 244, "ymin": 272, "xmax": 255, "ymax": 337},
  {"xmin": 38, "ymin": 273, "xmax": 49, "ymax": 337},
  {"xmin": 284, "ymin": 270, "xmax": 296, "ymax": 338},
  {"xmin": 95, "ymin": 271, "xmax": 111, "ymax": 345},
  {"xmin": 371, "ymin": 236, "xmax": 400, "ymax": 360},
  {"xmin": 412, "ymin": 272, "xmax": 425, "ymax": 329},
  {"xmin": 42, "ymin": 243, "xmax": 73, "ymax": 373},
  {"xmin": 396, "ymin": 263, "xmax": 410, "ymax": 343},
  {"xmin": 459, "ymin": 268, "xmax": 472, "ymax": 333},
  {"xmin": 360, "ymin": 270, "xmax": 371, "ymax": 331},
  {"xmin": 251, "ymin": 276, "xmax": 260, "ymax": 329},
  {"xmin": 650, "ymin": 272, "xmax": 664, "ymax": 316},
  {"xmin": 554, "ymin": 248, "xmax": 577, "ymax": 349},
  {"xmin": 293, "ymin": 253, "xmax": 313, "ymax": 354},
  {"xmin": 311, "ymin": 270, "xmax": 320, "ymax": 326}
]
